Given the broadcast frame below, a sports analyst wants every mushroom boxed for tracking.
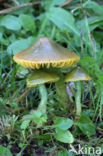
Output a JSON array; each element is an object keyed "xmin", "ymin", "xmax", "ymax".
[
  {"xmin": 13, "ymin": 37, "xmax": 80, "ymax": 69},
  {"xmin": 65, "ymin": 66, "xmax": 91, "ymax": 117},
  {"xmin": 27, "ymin": 69, "xmax": 59, "ymax": 113},
  {"xmin": 13, "ymin": 37, "xmax": 80, "ymax": 113}
]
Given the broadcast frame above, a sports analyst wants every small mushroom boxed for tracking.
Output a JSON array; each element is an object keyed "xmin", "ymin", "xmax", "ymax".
[
  {"xmin": 27, "ymin": 69, "xmax": 59, "ymax": 113},
  {"xmin": 65, "ymin": 66, "xmax": 91, "ymax": 117},
  {"xmin": 13, "ymin": 37, "xmax": 80, "ymax": 113}
]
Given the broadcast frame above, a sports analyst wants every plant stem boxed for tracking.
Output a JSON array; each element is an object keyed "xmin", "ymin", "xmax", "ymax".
[
  {"xmin": 38, "ymin": 84, "xmax": 48, "ymax": 113},
  {"xmin": 39, "ymin": 17, "xmax": 48, "ymax": 34},
  {"xmin": 75, "ymin": 81, "xmax": 81, "ymax": 117},
  {"xmin": 55, "ymin": 79, "xmax": 70, "ymax": 110}
]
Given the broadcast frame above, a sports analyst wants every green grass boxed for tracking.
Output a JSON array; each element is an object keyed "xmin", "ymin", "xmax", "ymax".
[{"xmin": 0, "ymin": 0, "xmax": 103, "ymax": 155}]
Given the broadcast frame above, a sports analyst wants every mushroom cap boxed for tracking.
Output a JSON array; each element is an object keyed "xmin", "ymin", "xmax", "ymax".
[
  {"xmin": 27, "ymin": 70, "xmax": 60, "ymax": 87},
  {"xmin": 65, "ymin": 67, "xmax": 91, "ymax": 82},
  {"xmin": 13, "ymin": 37, "xmax": 80, "ymax": 69}
]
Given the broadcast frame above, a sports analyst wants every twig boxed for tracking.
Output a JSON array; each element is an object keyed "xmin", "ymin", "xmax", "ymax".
[
  {"xmin": 0, "ymin": 0, "xmax": 73, "ymax": 14},
  {"xmin": 16, "ymin": 88, "xmax": 32, "ymax": 103},
  {"xmin": 59, "ymin": 0, "xmax": 73, "ymax": 7},
  {"xmin": 0, "ymin": 1, "xmax": 41, "ymax": 14}
]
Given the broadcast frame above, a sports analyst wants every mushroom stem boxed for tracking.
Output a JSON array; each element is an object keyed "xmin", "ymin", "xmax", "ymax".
[
  {"xmin": 38, "ymin": 84, "xmax": 48, "ymax": 113},
  {"xmin": 75, "ymin": 81, "xmax": 82, "ymax": 117},
  {"xmin": 55, "ymin": 79, "xmax": 70, "ymax": 110}
]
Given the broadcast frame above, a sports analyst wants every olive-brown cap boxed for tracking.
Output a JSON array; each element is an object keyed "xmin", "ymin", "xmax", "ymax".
[
  {"xmin": 27, "ymin": 70, "xmax": 60, "ymax": 87},
  {"xmin": 65, "ymin": 67, "xmax": 91, "ymax": 82},
  {"xmin": 13, "ymin": 37, "xmax": 80, "ymax": 69}
]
